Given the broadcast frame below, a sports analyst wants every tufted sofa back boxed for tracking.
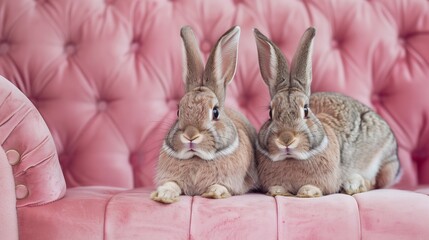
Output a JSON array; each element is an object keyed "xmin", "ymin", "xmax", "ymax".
[{"xmin": 0, "ymin": 0, "xmax": 428, "ymax": 189}]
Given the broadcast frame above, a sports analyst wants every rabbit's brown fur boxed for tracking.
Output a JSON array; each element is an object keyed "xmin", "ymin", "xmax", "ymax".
[
  {"xmin": 254, "ymin": 27, "xmax": 401, "ymax": 197},
  {"xmin": 151, "ymin": 26, "xmax": 258, "ymax": 203}
]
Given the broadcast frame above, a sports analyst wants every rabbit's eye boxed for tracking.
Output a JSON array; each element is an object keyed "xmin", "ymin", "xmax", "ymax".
[
  {"xmin": 269, "ymin": 108, "xmax": 273, "ymax": 120},
  {"xmin": 212, "ymin": 106, "xmax": 220, "ymax": 120},
  {"xmin": 177, "ymin": 109, "xmax": 179, "ymax": 117},
  {"xmin": 303, "ymin": 104, "xmax": 309, "ymax": 118}
]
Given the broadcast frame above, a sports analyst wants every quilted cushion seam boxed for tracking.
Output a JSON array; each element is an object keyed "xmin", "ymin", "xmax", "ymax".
[
  {"xmin": 188, "ymin": 196, "xmax": 194, "ymax": 240},
  {"xmin": 274, "ymin": 196, "xmax": 279, "ymax": 240},
  {"xmin": 103, "ymin": 191, "xmax": 123, "ymax": 240},
  {"xmin": 354, "ymin": 196, "xmax": 362, "ymax": 240}
]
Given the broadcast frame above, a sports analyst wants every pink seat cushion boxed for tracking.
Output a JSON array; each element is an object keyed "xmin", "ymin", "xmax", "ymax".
[{"xmin": 17, "ymin": 188, "xmax": 429, "ymax": 240}]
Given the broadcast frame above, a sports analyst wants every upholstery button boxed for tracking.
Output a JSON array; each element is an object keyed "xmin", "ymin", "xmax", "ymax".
[
  {"xmin": 0, "ymin": 41, "xmax": 10, "ymax": 55},
  {"xmin": 131, "ymin": 41, "xmax": 140, "ymax": 52},
  {"xmin": 15, "ymin": 185, "xmax": 29, "ymax": 200},
  {"xmin": 239, "ymin": 95, "xmax": 249, "ymax": 108},
  {"xmin": 371, "ymin": 94, "xmax": 382, "ymax": 104},
  {"xmin": 272, "ymin": 39, "xmax": 282, "ymax": 46},
  {"xmin": 200, "ymin": 40, "xmax": 211, "ymax": 53},
  {"xmin": 98, "ymin": 101, "xmax": 107, "ymax": 111},
  {"xmin": 64, "ymin": 42, "xmax": 76, "ymax": 55},
  {"xmin": 6, "ymin": 149, "xmax": 21, "ymax": 166},
  {"xmin": 166, "ymin": 97, "xmax": 180, "ymax": 109}
]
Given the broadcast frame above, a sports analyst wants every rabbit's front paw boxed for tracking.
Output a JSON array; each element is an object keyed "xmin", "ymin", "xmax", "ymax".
[
  {"xmin": 342, "ymin": 173, "xmax": 368, "ymax": 195},
  {"xmin": 202, "ymin": 184, "xmax": 231, "ymax": 199},
  {"xmin": 267, "ymin": 185, "xmax": 293, "ymax": 197},
  {"xmin": 151, "ymin": 181, "xmax": 181, "ymax": 204},
  {"xmin": 296, "ymin": 184, "xmax": 323, "ymax": 198}
]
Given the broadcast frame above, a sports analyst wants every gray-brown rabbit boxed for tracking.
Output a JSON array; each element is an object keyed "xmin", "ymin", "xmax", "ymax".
[
  {"xmin": 254, "ymin": 27, "xmax": 401, "ymax": 197},
  {"xmin": 151, "ymin": 26, "xmax": 258, "ymax": 203}
]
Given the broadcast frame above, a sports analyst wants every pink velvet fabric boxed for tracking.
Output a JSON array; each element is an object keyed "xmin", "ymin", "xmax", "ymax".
[
  {"xmin": 0, "ymin": 0, "xmax": 429, "ymax": 239},
  {"xmin": 16, "ymin": 188, "xmax": 429, "ymax": 240},
  {"xmin": 0, "ymin": 77, "xmax": 66, "ymax": 207}
]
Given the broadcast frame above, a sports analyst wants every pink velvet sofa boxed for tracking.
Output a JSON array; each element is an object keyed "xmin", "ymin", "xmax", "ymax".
[{"xmin": 1, "ymin": 0, "xmax": 429, "ymax": 239}]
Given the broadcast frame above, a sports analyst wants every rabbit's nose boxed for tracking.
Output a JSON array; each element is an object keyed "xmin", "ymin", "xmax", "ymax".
[
  {"xmin": 278, "ymin": 131, "xmax": 296, "ymax": 147},
  {"xmin": 182, "ymin": 126, "xmax": 201, "ymax": 142}
]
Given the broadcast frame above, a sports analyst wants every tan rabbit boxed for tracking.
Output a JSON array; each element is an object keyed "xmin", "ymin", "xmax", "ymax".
[
  {"xmin": 254, "ymin": 27, "xmax": 401, "ymax": 197},
  {"xmin": 151, "ymin": 26, "xmax": 258, "ymax": 204}
]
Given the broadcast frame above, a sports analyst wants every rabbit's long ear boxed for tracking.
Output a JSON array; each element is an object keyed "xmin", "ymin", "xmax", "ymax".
[
  {"xmin": 203, "ymin": 26, "xmax": 240, "ymax": 104},
  {"xmin": 181, "ymin": 26, "xmax": 204, "ymax": 92},
  {"xmin": 290, "ymin": 27, "xmax": 316, "ymax": 96},
  {"xmin": 254, "ymin": 28, "xmax": 290, "ymax": 98}
]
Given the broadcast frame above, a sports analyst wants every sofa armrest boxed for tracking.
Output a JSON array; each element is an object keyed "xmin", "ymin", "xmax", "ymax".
[{"xmin": 0, "ymin": 76, "xmax": 66, "ymax": 207}]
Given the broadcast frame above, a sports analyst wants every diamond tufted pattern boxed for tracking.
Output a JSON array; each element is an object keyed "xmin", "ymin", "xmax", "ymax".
[
  {"xmin": 1, "ymin": 0, "xmax": 429, "ymax": 189},
  {"xmin": 1, "ymin": 0, "xmax": 429, "ymax": 239}
]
